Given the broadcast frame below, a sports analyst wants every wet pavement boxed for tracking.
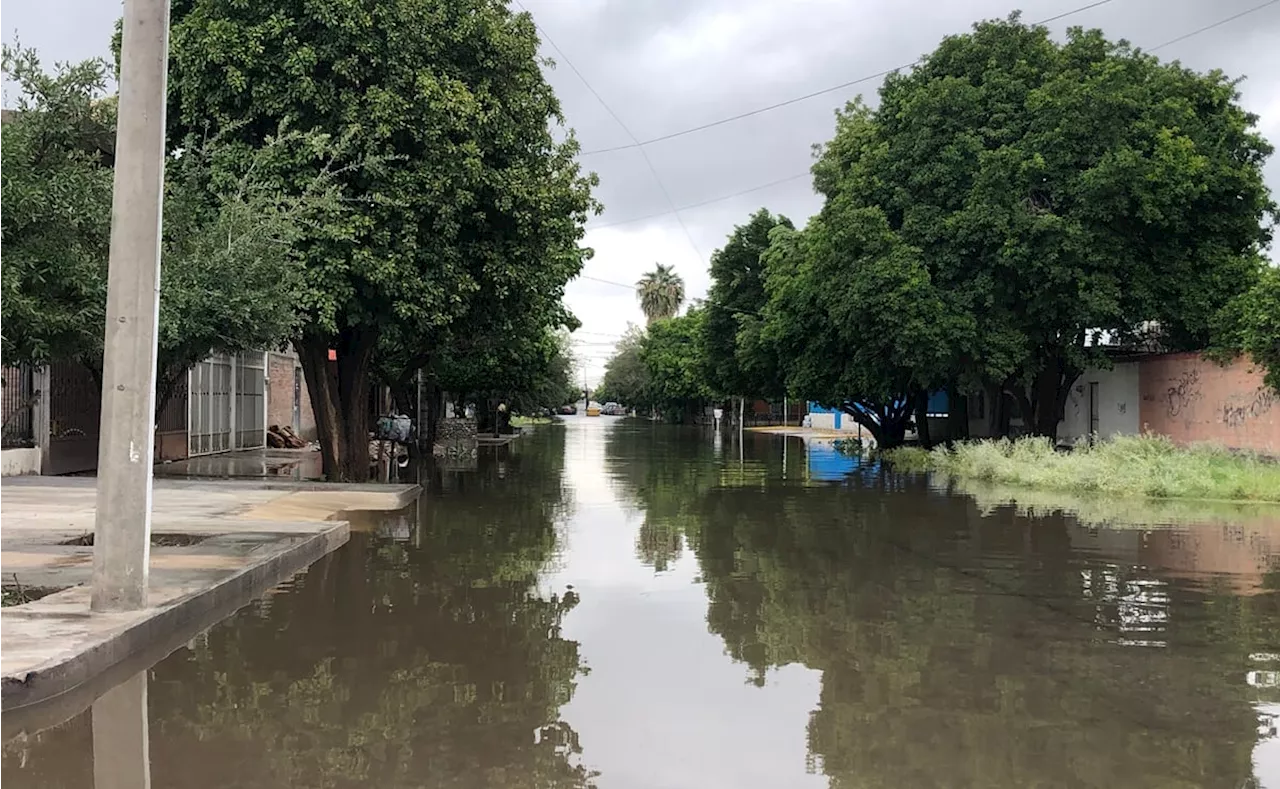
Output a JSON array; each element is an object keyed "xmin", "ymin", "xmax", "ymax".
[{"xmin": 4, "ymin": 417, "xmax": 1280, "ymax": 788}]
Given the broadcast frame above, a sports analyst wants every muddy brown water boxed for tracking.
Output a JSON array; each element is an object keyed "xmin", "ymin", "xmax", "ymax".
[{"xmin": 4, "ymin": 418, "xmax": 1279, "ymax": 788}]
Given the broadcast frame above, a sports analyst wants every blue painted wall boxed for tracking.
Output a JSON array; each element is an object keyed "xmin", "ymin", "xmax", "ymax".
[{"xmin": 809, "ymin": 392, "xmax": 950, "ymax": 419}]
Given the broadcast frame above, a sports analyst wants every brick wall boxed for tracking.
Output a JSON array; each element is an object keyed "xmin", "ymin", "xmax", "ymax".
[
  {"xmin": 266, "ymin": 347, "xmax": 318, "ymax": 441},
  {"xmin": 1139, "ymin": 352, "xmax": 1279, "ymax": 455}
]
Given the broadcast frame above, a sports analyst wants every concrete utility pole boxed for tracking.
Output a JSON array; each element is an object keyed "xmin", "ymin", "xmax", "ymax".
[{"xmin": 91, "ymin": 0, "xmax": 171, "ymax": 612}]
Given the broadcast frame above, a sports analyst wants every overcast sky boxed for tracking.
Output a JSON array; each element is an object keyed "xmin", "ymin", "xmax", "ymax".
[{"xmin": 5, "ymin": 0, "xmax": 1279, "ymax": 385}]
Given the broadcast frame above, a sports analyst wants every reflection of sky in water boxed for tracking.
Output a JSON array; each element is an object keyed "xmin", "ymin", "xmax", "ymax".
[
  {"xmin": 1257, "ymin": 701, "xmax": 1280, "ymax": 788},
  {"xmin": 539, "ymin": 418, "xmax": 826, "ymax": 788}
]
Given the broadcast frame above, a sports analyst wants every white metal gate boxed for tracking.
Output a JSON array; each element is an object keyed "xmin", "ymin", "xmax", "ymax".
[
  {"xmin": 234, "ymin": 352, "xmax": 266, "ymax": 449},
  {"xmin": 189, "ymin": 352, "xmax": 266, "ymax": 456}
]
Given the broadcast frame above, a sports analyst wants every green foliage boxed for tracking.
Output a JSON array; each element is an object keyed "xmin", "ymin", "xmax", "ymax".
[
  {"xmin": 701, "ymin": 209, "xmax": 793, "ymax": 399},
  {"xmin": 154, "ymin": 130, "xmax": 347, "ymax": 402},
  {"xmin": 886, "ymin": 434, "xmax": 1280, "ymax": 502},
  {"xmin": 593, "ymin": 325, "xmax": 649, "ymax": 409},
  {"xmin": 640, "ymin": 310, "xmax": 712, "ymax": 420},
  {"xmin": 1212, "ymin": 264, "xmax": 1280, "ymax": 393},
  {"xmin": 168, "ymin": 0, "xmax": 597, "ymax": 340},
  {"xmin": 1, "ymin": 47, "xmax": 114, "ymax": 368},
  {"xmin": 165, "ymin": 0, "xmax": 599, "ymax": 478},
  {"xmin": 636, "ymin": 263, "xmax": 685, "ymax": 325},
  {"xmin": 796, "ymin": 15, "xmax": 1275, "ymax": 439},
  {"xmin": 753, "ymin": 209, "xmax": 947, "ymax": 447},
  {"xmin": 831, "ymin": 437, "xmax": 866, "ymax": 457},
  {"xmin": 2, "ymin": 47, "xmax": 341, "ymax": 409}
]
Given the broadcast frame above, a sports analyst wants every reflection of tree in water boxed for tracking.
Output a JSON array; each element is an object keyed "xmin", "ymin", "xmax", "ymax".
[
  {"xmin": 604, "ymin": 424, "xmax": 798, "ymax": 573},
  {"xmin": 3, "ymin": 431, "xmax": 596, "ymax": 789},
  {"xmin": 691, "ymin": 484, "xmax": 1280, "ymax": 789}
]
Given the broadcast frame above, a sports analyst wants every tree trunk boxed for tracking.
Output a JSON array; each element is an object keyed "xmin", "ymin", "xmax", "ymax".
[
  {"xmin": 993, "ymin": 385, "xmax": 1013, "ymax": 438},
  {"xmin": 336, "ymin": 334, "xmax": 376, "ymax": 481},
  {"xmin": 297, "ymin": 329, "xmax": 378, "ymax": 482},
  {"xmin": 298, "ymin": 336, "xmax": 342, "ymax": 479},
  {"xmin": 914, "ymin": 390, "xmax": 932, "ymax": 449},
  {"xmin": 419, "ymin": 377, "xmax": 444, "ymax": 448},
  {"xmin": 946, "ymin": 384, "xmax": 969, "ymax": 445},
  {"xmin": 1009, "ymin": 355, "xmax": 1082, "ymax": 444},
  {"xmin": 841, "ymin": 395, "xmax": 914, "ymax": 450}
]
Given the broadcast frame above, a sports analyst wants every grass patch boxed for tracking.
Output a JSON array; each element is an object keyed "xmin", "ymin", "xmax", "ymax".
[{"xmin": 884, "ymin": 434, "xmax": 1280, "ymax": 503}]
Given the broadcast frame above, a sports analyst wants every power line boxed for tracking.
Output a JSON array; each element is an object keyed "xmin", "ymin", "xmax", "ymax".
[
  {"xmin": 571, "ymin": 2, "xmax": 1278, "ymax": 234},
  {"xmin": 1148, "ymin": 0, "xmax": 1278, "ymax": 51},
  {"xmin": 579, "ymin": 0, "xmax": 1119, "ymax": 156},
  {"xmin": 570, "ymin": 330, "xmax": 625, "ymax": 338},
  {"xmin": 517, "ymin": 0, "xmax": 706, "ymax": 264},
  {"xmin": 576, "ymin": 273, "xmax": 638, "ymax": 290},
  {"xmin": 585, "ymin": 171, "xmax": 812, "ymax": 231}
]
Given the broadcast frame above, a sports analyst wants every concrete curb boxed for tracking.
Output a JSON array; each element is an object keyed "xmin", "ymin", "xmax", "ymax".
[
  {"xmin": 1, "ymin": 520, "xmax": 349, "ymax": 712},
  {"xmin": 1, "ymin": 475, "xmax": 423, "ymax": 503}
]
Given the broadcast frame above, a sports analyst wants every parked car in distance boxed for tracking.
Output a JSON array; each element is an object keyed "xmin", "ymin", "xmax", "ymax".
[
  {"xmin": 601, "ymin": 402, "xmax": 626, "ymax": 416},
  {"xmin": 558, "ymin": 404, "xmax": 578, "ymax": 415}
]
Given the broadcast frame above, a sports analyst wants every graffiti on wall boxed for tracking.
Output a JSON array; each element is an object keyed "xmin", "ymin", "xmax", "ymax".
[
  {"xmin": 1165, "ymin": 368, "xmax": 1202, "ymax": 418},
  {"xmin": 1221, "ymin": 386, "xmax": 1277, "ymax": 428}
]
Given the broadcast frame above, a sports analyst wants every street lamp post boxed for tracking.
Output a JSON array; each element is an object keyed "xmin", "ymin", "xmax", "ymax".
[{"xmin": 90, "ymin": 0, "xmax": 171, "ymax": 612}]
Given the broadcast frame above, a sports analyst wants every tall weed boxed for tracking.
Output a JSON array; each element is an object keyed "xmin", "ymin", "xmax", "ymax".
[{"xmin": 885, "ymin": 435, "xmax": 1280, "ymax": 502}]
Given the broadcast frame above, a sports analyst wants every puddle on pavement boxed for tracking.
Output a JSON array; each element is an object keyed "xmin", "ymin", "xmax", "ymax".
[{"xmin": 4, "ymin": 419, "xmax": 1279, "ymax": 788}]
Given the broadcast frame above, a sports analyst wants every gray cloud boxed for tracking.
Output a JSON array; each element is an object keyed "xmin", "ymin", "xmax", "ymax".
[{"xmin": 6, "ymin": 0, "xmax": 1278, "ymax": 383}]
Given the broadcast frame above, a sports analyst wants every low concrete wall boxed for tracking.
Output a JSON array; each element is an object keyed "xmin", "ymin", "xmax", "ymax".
[
  {"xmin": 1059, "ymin": 361, "xmax": 1141, "ymax": 443},
  {"xmin": 1, "ymin": 448, "xmax": 41, "ymax": 477},
  {"xmin": 153, "ymin": 429, "xmax": 187, "ymax": 463},
  {"xmin": 1139, "ymin": 353, "xmax": 1278, "ymax": 454}
]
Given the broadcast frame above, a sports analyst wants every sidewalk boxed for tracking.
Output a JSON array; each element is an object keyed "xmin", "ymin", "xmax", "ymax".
[{"xmin": 0, "ymin": 476, "xmax": 419, "ymax": 712}]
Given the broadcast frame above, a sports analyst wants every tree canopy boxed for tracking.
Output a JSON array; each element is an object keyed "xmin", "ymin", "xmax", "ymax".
[
  {"xmin": 640, "ymin": 309, "xmax": 712, "ymax": 422},
  {"xmin": 862, "ymin": 16, "xmax": 1273, "ymax": 437},
  {"xmin": 594, "ymin": 325, "xmax": 649, "ymax": 410},
  {"xmin": 739, "ymin": 15, "xmax": 1275, "ymax": 443},
  {"xmin": 700, "ymin": 209, "xmax": 793, "ymax": 401},
  {"xmin": 1, "ymin": 46, "xmax": 338, "ymax": 412},
  {"xmin": 166, "ymin": 0, "xmax": 599, "ymax": 479}
]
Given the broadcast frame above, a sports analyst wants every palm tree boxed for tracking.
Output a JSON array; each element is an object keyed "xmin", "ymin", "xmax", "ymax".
[{"xmin": 636, "ymin": 264, "xmax": 685, "ymax": 325}]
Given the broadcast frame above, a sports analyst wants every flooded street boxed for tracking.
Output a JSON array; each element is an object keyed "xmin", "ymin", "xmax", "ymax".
[{"xmin": 5, "ymin": 417, "xmax": 1280, "ymax": 788}]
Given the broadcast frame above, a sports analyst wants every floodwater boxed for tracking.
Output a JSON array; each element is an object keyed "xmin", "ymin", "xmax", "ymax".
[{"xmin": 5, "ymin": 417, "xmax": 1280, "ymax": 788}]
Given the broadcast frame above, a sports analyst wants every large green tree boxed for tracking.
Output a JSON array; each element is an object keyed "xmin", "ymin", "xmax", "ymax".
[
  {"xmin": 701, "ymin": 209, "xmax": 794, "ymax": 401},
  {"xmin": 755, "ymin": 204, "xmax": 963, "ymax": 449},
  {"xmin": 593, "ymin": 325, "xmax": 649, "ymax": 410},
  {"xmin": 166, "ymin": 0, "xmax": 598, "ymax": 480},
  {"xmin": 1, "ymin": 47, "xmax": 336, "ymax": 414},
  {"xmin": 810, "ymin": 16, "xmax": 1274, "ymax": 440},
  {"xmin": 640, "ymin": 309, "xmax": 711, "ymax": 422}
]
